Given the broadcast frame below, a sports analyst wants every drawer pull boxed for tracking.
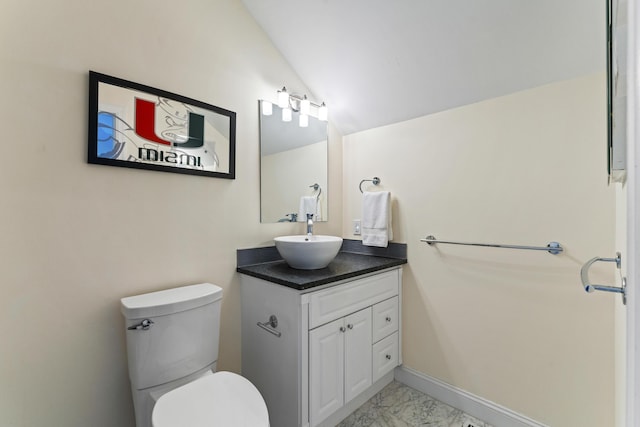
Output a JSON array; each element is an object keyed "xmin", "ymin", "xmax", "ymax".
[
  {"xmin": 385, "ymin": 316, "xmax": 392, "ymax": 323},
  {"xmin": 385, "ymin": 354, "xmax": 391, "ymax": 360},
  {"xmin": 339, "ymin": 326, "xmax": 346, "ymax": 333},
  {"xmin": 347, "ymin": 323, "xmax": 354, "ymax": 330}
]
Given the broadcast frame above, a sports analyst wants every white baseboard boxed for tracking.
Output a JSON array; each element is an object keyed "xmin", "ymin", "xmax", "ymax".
[{"xmin": 394, "ymin": 366, "xmax": 548, "ymax": 427}]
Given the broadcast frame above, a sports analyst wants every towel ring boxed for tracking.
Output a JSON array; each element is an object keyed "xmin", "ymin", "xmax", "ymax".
[
  {"xmin": 359, "ymin": 177, "xmax": 381, "ymax": 193},
  {"xmin": 310, "ymin": 183, "xmax": 322, "ymax": 201}
]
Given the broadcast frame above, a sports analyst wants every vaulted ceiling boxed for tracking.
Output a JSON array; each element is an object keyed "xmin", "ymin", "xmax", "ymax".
[{"xmin": 242, "ymin": 0, "xmax": 605, "ymax": 135}]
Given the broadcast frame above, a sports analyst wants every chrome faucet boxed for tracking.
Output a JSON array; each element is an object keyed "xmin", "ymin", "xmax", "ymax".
[
  {"xmin": 306, "ymin": 213, "xmax": 314, "ymax": 237},
  {"xmin": 277, "ymin": 213, "xmax": 298, "ymax": 222}
]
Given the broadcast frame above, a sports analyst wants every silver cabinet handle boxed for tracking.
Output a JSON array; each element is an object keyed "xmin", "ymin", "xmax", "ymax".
[
  {"xmin": 339, "ymin": 326, "xmax": 346, "ymax": 333},
  {"xmin": 385, "ymin": 354, "xmax": 391, "ymax": 360},
  {"xmin": 347, "ymin": 324, "xmax": 353, "ymax": 330},
  {"xmin": 580, "ymin": 252, "xmax": 626, "ymax": 304},
  {"xmin": 128, "ymin": 318, "xmax": 154, "ymax": 331},
  {"xmin": 257, "ymin": 315, "xmax": 281, "ymax": 337},
  {"xmin": 385, "ymin": 316, "xmax": 392, "ymax": 323}
]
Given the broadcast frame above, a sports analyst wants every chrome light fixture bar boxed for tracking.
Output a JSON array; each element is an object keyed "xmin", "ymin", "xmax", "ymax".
[{"xmin": 262, "ymin": 87, "xmax": 328, "ymax": 127}]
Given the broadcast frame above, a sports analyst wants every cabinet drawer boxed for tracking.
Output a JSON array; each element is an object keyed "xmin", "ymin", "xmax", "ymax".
[
  {"xmin": 372, "ymin": 332, "xmax": 398, "ymax": 383},
  {"xmin": 372, "ymin": 296, "xmax": 398, "ymax": 343},
  {"xmin": 309, "ymin": 270, "xmax": 399, "ymax": 329}
]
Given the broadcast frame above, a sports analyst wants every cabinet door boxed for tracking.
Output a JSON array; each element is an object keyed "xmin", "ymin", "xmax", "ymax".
[
  {"xmin": 309, "ymin": 318, "xmax": 344, "ymax": 426},
  {"xmin": 344, "ymin": 308, "xmax": 372, "ymax": 404}
]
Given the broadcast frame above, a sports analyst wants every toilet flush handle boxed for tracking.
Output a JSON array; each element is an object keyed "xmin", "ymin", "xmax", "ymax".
[{"xmin": 127, "ymin": 319, "xmax": 154, "ymax": 331}]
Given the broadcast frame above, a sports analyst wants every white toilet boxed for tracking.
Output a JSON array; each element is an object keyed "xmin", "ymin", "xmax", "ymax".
[{"xmin": 121, "ymin": 283, "xmax": 269, "ymax": 427}]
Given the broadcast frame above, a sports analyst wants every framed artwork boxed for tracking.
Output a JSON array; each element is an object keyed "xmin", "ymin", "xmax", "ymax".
[{"xmin": 88, "ymin": 71, "xmax": 236, "ymax": 179}]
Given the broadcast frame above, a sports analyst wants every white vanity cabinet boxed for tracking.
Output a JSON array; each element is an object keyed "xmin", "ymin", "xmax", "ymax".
[
  {"xmin": 240, "ymin": 267, "xmax": 402, "ymax": 427},
  {"xmin": 309, "ymin": 307, "xmax": 372, "ymax": 426}
]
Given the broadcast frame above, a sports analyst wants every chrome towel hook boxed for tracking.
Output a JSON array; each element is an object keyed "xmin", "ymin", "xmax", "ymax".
[
  {"xmin": 580, "ymin": 252, "xmax": 626, "ymax": 304},
  {"xmin": 359, "ymin": 177, "xmax": 381, "ymax": 193}
]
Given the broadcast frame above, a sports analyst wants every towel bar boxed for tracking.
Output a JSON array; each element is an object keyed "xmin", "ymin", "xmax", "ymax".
[
  {"xmin": 421, "ymin": 235, "xmax": 563, "ymax": 255},
  {"xmin": 257, "ymin": 315, "xmax": 281, "ymax": 337}
]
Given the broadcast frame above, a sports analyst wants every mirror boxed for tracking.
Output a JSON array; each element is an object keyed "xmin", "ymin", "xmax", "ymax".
[
  {"xmin": 607, "ymin": 0, "xmax": 627, "ymax": 182},
  {"xmin": 259, "ymin": 100, "xmax": 328, "ymax": 223}
]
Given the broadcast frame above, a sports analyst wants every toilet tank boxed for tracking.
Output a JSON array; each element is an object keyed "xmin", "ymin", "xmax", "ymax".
[{"xmin": 121, "ymin": 283, "xmax": 223, "ymax": 390}]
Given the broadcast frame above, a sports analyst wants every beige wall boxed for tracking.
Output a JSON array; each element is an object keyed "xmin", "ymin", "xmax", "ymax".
[
  {"xmin": 343, "ymin": 74, "xmax": 616, "ymax": 426},
  {"xmin": 0, "ymin": 1, "xmax": 342, "ymax": 426}
]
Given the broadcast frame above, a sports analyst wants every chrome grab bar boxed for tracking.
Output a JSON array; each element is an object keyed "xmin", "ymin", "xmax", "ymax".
[
  {"xmin": 421, "ymin": 235, "xmax": 563, "ymax": 255},
  {"xmin": 580, "ymin": 252, "xmax": 626, "ymax": 304},
  {"xmin": 257, "ymin": 315, "xmax": 281, "ymax": 338}
]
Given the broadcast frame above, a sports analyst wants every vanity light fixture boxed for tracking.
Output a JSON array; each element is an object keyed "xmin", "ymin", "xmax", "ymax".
[
  {"xmin": 277, "ymin": 87, "xmax": 289, "ymax": 108},
  {"xmin": 300, "ymin": 95, "xmax": 310, "ymax": 116},
  {"xmin": 318, "ymin": 102, "xmax": 328, "ymax": 121},
  {"xmin": 262, "ymin": 100, "xmax": 273, "ymax": 116},
  {"xmin": 282, "ymin": 107, "xmax": 292, "ymax": 122},
  {"xmin": 268, "ymin": 86, "xmax": 328, "ymax": 125}
]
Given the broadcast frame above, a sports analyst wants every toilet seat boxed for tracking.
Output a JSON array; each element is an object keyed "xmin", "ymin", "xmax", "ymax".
[{"xmin": 152, "ymin": 371, "xmax": 269, "ymax": 427}]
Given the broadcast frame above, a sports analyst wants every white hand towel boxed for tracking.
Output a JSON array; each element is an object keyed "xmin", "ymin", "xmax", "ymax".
[
  {"xmin": 362, "ymin": 191, "xmax": 393, "ymax": 247},
  {"xmin": 314, "ymin": 198, "xmax": 322, "ymax": 221},
  {"xmin": 298, "ymin": 196, "xmax": 317, "ymax": 222}
]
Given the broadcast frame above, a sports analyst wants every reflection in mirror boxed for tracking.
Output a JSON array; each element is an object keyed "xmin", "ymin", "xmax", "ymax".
[{"xmin": 259, "ymin": 100, "xmax": 328, "ymax": 223}]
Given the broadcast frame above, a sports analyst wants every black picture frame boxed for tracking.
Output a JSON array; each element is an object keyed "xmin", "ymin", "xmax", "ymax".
[{"xmin": 88, "ymin": 71, "xmax": 236, "ymax": 179}]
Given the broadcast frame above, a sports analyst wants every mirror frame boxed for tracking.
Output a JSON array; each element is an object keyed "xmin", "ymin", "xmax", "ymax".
[{"xmin": 607, "ymin": 0, "xmax": 627, "ymax": 181}]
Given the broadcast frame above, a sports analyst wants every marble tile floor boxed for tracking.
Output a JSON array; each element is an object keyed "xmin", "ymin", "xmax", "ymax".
[{"xmin": 337, "ymin": 381, "xmax": 493, "ymax": 427}]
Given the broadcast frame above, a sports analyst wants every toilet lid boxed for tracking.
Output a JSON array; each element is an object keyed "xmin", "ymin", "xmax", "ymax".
[{"xmin": 152, "ymin": 371, "xmax": 269, "ymax": 427}]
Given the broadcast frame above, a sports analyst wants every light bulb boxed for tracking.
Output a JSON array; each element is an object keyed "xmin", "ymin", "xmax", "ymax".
[
  {"xmin": 299, "ymin": 114, "xmax": 309, "ymax": 127},
  {"xmin": 277, "ymin": 87, "xmax": 289, "ymax": 108},
  {"xmin": 262, "ymin": 101, "xmax": 272, "ymax": 116},
  {"xmin": 318, "ymin": 102, "xmax": 328, "ymax": 121},
  {"xmin": 300, "ymin": 96, "xmax": 310, "ymax": 115},
  {"xmin": 282, "ymin": 107, "xmax": 292, "ymax": 122}
]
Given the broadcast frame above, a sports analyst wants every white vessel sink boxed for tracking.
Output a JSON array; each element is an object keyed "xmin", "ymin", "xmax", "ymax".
[{"xmin": 274, "ymin": 235, "xmax": 343, "ymax": 270}]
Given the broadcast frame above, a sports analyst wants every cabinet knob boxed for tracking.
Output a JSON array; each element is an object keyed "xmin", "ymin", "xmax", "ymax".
[
  {"xmin": 347, "ymin": 324, "xmax": 354, "ymax": 330},
  {"xmin": 339, "ymin": 326, "xmax": 346, "ymax": 333},
  {"xmin": 385, "ymin": 316, "xmax": 392, "ymax": 323},
  {"xmin": 385, "ymin": 354, "xmax": 391, "ymax": 360}
]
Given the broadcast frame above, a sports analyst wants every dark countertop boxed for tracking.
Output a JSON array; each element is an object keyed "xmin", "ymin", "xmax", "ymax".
[{"xmin": 236, "ymin": 239, "xmax": 407, "ymax": 291}]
